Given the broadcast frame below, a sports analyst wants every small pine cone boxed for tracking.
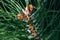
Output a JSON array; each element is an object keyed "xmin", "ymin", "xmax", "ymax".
[
  {"xmin": 32, "ymin": 32, "xmax": 37, "ymax": 37},
  {"xmin": 17, "ymin": 14, "xmax": 24, "ymax": 20},
  {"xmin": 29, "ymin": 24, "xmax": 34, "ymax": 31}
]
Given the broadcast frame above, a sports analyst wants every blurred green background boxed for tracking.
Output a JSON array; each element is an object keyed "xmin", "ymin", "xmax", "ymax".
[{"xmin": 0, "ymin": 0, "xmax": 60, "ymax": 40}]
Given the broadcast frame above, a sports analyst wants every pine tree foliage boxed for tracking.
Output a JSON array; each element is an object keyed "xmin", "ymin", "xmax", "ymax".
[{"xmin": 0, "ymin": 0, "xmax": 60, "ymax": 40}]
